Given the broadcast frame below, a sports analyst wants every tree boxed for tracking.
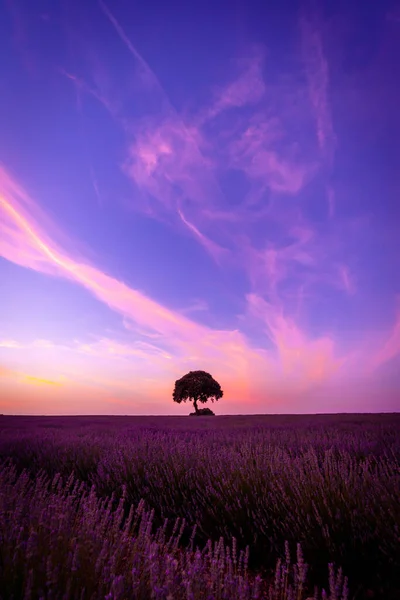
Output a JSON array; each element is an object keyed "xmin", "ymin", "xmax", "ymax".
[{"xmin": 172, "ymin": 370, "xmax": 223, "ymax": 415}]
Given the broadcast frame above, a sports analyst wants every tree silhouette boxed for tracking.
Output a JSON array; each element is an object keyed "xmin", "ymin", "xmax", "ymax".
[{"xmin": 172, "ymin": 370, "xmax": 223, "ymax": 415}]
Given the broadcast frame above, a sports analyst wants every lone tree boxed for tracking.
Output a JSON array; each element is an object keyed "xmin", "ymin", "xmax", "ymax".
[{"xmin": 173, "ymin": 370, "xmax": 223, "ymax": 415}]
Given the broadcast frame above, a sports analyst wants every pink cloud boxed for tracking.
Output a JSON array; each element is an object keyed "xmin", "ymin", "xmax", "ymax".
[
  {"xmin": 0, "ymin": 367, "xmax": 159, "ymax": 415},
  {"xmin": 59, "ymin": 68, "xmax": 117, "ymax": 117},
  {"xmin": 300, "ymin": 7, "xmax": 336, "ymax": 166},
  {"xmin": 177, "ymin": 209, "xmax": 229, "ymax": 264},
  {"xmin": 124, "ymin": 118, "xmax": 234, "ymax": 262},
  {"xmin": 336, "ymin": 264, "xmax": 357, "ymax": 295},
  {"xmin": 371, "ymin": 302, "xmax": 400, "ymax": 371},
  {"xmin": 99, "ymin": 0, "xmax": 167, "ymax": 98},
  {"xmin": 97, "ymin": 3, "xmax": 310, "ymax": 205},
  {"xmin": 74, "ymin": 337, "xmax": 173, "ymax": 362},
  {"xmin": 126, "ymin": 119, "xmax": 216, "ymax": 209},
  {"xmin": 0, "ymin": 362, "xmax": 66, "ymax": 388},
  {"xmin": 178, "ymin": 299, "xmax": 209, "ymax": 316},
  {"xmin": 67, "ymin": 10, "xmax": 320, "ymax": 279},
  {"xmin": 239, "ymin": 209, "xmax": 362, "ymax": 318},
  {"xmin": 0, "ymin": 340, "xmax": 23, "ymax": 349},
  {"xmin": 240, "ymin": 220, "xmax": 318, "ymax": 299},
  {"xmin": 0, "ymin": 335, "xmax": 176, "ymax": 405},
  {"xmin": 24, "ymin": 375, "xmax": 64, "ymax": 387},
  {"xmin": 0, "ymin": 167, "xmax": 258, "ymax": 386},
  {"xmin": 246, "ymin": 293, "xmax": 345, "ymax": 388},
  {"xmin": 204, "ymin": 50, "xmax": 266, "ymax": 122},
  {"xmin": 228, "ymin": 120, "xmax": 315, "ymax": 197},
  {"xmin": 300, "ymin": 5, "xmax": 337, "ymax": 220},
  {"xmin": 72, "ymin": 7, "xmax": 315, "ymax": 256},
  {"xmin": 62, "ymin": 3, "xmax": 343, "ymax": 303},
  {"xmin": 0, "ymin": 166, "xmax": 363, "ymax": 411},
  {"xmin": 327, "ymin": 185, "xmax": 335, "ymax": 218},
  {"xmin": 2, "ymin": 4, "xmax": 398, "ymax": 415}
]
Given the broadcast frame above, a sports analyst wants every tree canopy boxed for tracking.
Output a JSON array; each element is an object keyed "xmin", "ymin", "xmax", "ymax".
[{"xmin": 172, "ymin": 370, "xmax": 223, "ymax": 415}]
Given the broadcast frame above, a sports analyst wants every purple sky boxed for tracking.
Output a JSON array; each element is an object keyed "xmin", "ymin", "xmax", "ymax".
[{"xmin": 1, "ymin": 0, "xmax": 400, "ymax": 415}]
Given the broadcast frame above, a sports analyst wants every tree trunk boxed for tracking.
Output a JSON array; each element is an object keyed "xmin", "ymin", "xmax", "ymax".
[{"xmin": 193, "ymin": 397, "xmax": 199, "ymax": 414}]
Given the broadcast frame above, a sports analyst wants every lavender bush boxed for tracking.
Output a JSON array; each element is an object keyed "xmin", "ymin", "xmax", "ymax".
[
  {"xmin": 0, "ymin": 413, "xmax": 399, "ymax": 599},
  {"xmin": 0, "ymin": 460, "xmax": 348, "ymax": 600}
]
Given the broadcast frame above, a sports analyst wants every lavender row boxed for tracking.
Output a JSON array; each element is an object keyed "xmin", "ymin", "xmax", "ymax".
[
  {"xmin": 0, "ymin": 460, "xmax": 349, "ymax": 600},
  {"xmin": 0, "ymin": 415, "xmax": 399, "ymax": 597}
]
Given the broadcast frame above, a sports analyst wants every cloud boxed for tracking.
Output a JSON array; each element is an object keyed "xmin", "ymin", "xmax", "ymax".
[
  {"xmin": 240, "ymin": 216, "xmax": 337, "ymax": 303},
  {"xmin": 371, "ymin": 301, "xmax": 400, "ymax": 371},
  {"xmin": 0, "ymin": 164, "xmax": 94, "ymax": 274},
  {"xmin": 0, "ymin": 167, "xmax": 255, "ymax": 384},
  {"xmin": 0, "ymin": 340, "xmax": 23, "ymax": 349},
  {"xmin": 228, "ymin": 119, "xmax": 315, "ymax": 196},
  {"xmin": 70, "ymin": 7, "xmax": 314, "ymax": 260},
  {"xmin": 75, "ymin": 337, "xmax": 173, "ymax": 362},
  {"xmin": 336, "ymin": 264, "xmax": 357, "ymax": 295},
  {"xmin": 0, "ymin": 336, "xmax": 172, "ymax": 362},
  {"xmin": 24, "ymin": 375, "xmax": 64, "ymax": 387},
  {"xmin": 177, "ymin": 209, "xmax": 229, "ymax": 264},
  {"xmin": 300, "ymin": 3, "xmax": 337, "ymax": 219},
  {"xmin": 60, "ymin": 4, "xmax": 328, "ymax": 306},
  {"xmin": 59, "ymin": 68, "xmax": 117, "ymax": 117},
  {"xmin": 126, "ymin": 118, "xmax": 221, "ymax": 211},
  {"xmin": 300, "ymin": 4, "xmax": 336, "ymax": 166},
  {"xmin": 245, "ymin": 293, "xmax": 345, "ymax": 389},
  {"xmin": 88, "ymin": 8, "xmax": 231, "ymax": 259},
  {"xmin": 3, "ymin": 5, "xmax": 398, "ymax": 414},
  {"xmin": 99, "ymin": 0, "xmax": 168, "ymax": 99},
  {"xmin": 0, "ymin": 363, "xmax": 65, "ymax": 387},
  {"xmin": 124, "ymin": 117, "xmax": 234, "ymax": 263},
  {"xmin": 178, "ymin": 299, "xmax": 209, "ymax": 316},
  {"xmin": 203, "ymin": 49, "xmax": 266, "ymax": 122},
  {"xmin": 0, "ymin": 166, "xmax": 357, "ymax": 404}
]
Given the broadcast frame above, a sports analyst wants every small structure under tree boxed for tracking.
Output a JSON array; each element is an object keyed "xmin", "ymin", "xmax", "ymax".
[{"xmin": 172, "ymin": 370, "xmax": 223, "ymax": 416}]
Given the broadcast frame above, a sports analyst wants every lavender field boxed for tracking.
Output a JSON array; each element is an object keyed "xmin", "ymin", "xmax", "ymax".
[{"xmin": 0, "ymin": 414, "xmax": 399, "ymax": 600}]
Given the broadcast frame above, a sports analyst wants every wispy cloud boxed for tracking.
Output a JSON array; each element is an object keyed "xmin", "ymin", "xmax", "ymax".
[
  {"xmin": 371, "ymin": 300, "xmax": 400, "ymax": 371},
  {"xmin": 177, "ymin": 209, "xmax": 229, "ymax": 264},
  {"xmin": 126, "ymin": 119, "xmax": 220, "ymax": 210},
  {"xmin": 0, "ymin": 166, "xmax": 359, "ymax": 405},
  {"xmin": 81, "ymin": 6, "xmax": 229, "ymax": 261},
  {"xmin": 2, "ymin": 1, "xmax": 398, "ymax": 414},
  {"xmin": 75, "ymin": 337, "xmax": 173, "ymax": 362},
  {"xmin": 24, "ymin": 375, "xmax": 64, "ymax": 387},
  {"xmin": 228, "ymin": 118, "xmax": 315, "ymax": 197},
  {"xmin": 245, "ymin": 293, "xmax": 344, "ymax": 388},
  {"xmin": 59, "ymin": 68, "xmax": 116, "ymax": 116},
  {"xmin": 71, "ymin": 5, "xmax": 315, "ymax": 261},
  {"xmin": 178, "ymin": 298, "xmax": 209, "ymax": 316},
  {"xmin": 239, "ymin": 213, "xmax": 358, "ymax": 306},
  {"xmin": 60, "ymin": 5, "xmax": 321, "ymax": 286},
  {"xmin": 0, "ymin": 340, "xmax": 23, "ymax": 349},
  {"xmin": 202, "ymin": 49, "xmax": 266, "ymax": 122},
  {"xmin": 300, "ymin": 2, "xmax": 337, "ymax": 219},
  {"xmin": 0, "ymin": 363, "xmax": 65, "ymax": 387},
  {"xmin": 0, "ymin": 168, "xmax": 253, "ymax": 383},
  {"xmin": 300, "ymin": 4, "xmax": 336, "ymax": 166},
  {"xmin": 336, "ymin": 264, "xmax": 357, "ymax": 295},
  {"xmin": 0, "ymin": 336, "xmax": 172, "ymax": 362},
  {"xmin": 99, "ymin": 0, "xmax": 170, "ymax": 101}
]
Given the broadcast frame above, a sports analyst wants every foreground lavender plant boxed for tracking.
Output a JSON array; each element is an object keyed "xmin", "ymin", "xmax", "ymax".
[
  {"xmin": 0, "ymin": 413, "xmax": 399, "ymax": 598},
  {"xmin": 0, "ymin": 460, "xmax": 349, "ymax": 600}
]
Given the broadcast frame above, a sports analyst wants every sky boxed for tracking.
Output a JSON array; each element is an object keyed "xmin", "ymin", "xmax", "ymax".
[{"xmin": 1, "ymin": 0, "xmax": 400, "ymax": 415}]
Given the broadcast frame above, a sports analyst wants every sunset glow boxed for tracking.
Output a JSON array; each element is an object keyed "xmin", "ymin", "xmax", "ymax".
[{"xmin": 1, "ymin": 0, "xmax": 399, "ymax": 414}]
